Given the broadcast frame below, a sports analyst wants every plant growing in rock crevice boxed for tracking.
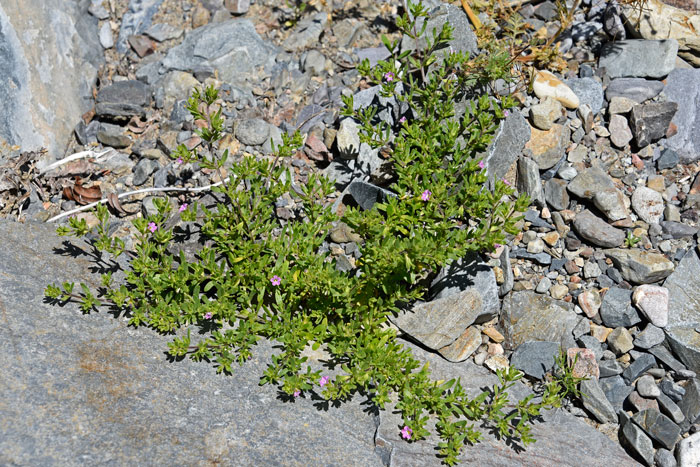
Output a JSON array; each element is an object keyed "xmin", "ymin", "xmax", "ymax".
[{"xmin": 46, "ymin": 2, "xmax": 577, "ymax": 464}]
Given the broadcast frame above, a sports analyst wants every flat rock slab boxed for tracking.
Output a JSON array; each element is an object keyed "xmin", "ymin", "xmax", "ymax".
[
  {"xmin": 664, "ymin": 249, "xmax": 700, "ymax": 374},
  {"xmin": 0, "ymin": 220, "xmax": 381, "ymax": 466},
  {"xmin": 599, "ymin": 39, "xmax": 678, "ymax": 79},
  {"xmin": 664, "ymin": 68, "xmax": 700, "ymax": 163}
]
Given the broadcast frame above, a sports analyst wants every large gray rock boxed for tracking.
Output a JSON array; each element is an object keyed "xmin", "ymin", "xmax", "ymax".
[
  {"xmin": 567, "ymin": 166, "xmax": 616, "ymax": 200},
  {"xmin": 401, "ymin": 2, "xmax": 478, "ymax": 60},
  {"xmin": 0, "ymin": 220, "xmax": 382, "ymax": 465},
  {"xmin": 664, "ymin": 68, "xmax": 700, "ymax": 163},
  {"xmin": 390, "ymin": 254, "xmax": 499, "ymax": 353},
  {"xmin": 573, "ymin": 209, "xmax": 626, "ymax": 248},
  {"xmin": 162, "ymin": 19, "xmax": 276, "ymax": 85},
  {"xmin": 599, "ymin": 39, "xmax": 679, "ymax": 79},
  {"xmin": 376, "ymin": 342, "xmax": 637, "ymax": 466},
  {"xmin": 499, "ymin": 291, "xmax": 581, "ymax": 351},
  {"xmin": 664, "ymin": 249, "xmax": 700, "ymax": 374},
  {"xmin": 0, "ymin": 0, "xmax": 103, "ymax": 160}
]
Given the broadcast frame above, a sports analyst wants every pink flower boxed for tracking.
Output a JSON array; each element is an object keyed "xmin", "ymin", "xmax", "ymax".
[
  {"xmin": 494, "ymin": 243, "xmax": 502, "ymax": 248},
  {"xmin": 319, "ymin": 376, "xmax": 330, "ymax": 387},
  {"xmin": 384, "ymin": 72, "xmax": 395, "ymax": 82},
  {"xmin": 401, "ymin": 426, "xmax": 413, "ymax": 440},
  {"xmin": 478, "ymin": 160, "xmax": 485, "ymax": 169},
  {"xmin": 293, "ymin": 390, "xmax": 301, "ymax": 398},
  {"xmin": 421, "ymin": 190, "xmax": 432, "ymax": 202},
  {"xmin": 270, "ymin": 275, "xmax": 281, "ymax": 286},
  {"xmin": 204, "ymin": 312, "xmax": 213, "ymax": 320},
  {"xmin": 179, "ymin": 203, "xmax": 188, "ymax": 212},
  {"xmin": 148, "ymin": 222, "xmax": 158, "ymax": 233},
  {"xmin": 176, "ymin": 157, "xmax": 183, "ymax": 164},
  {"xmin": 399, "ymin": 116, "xmax": 407, "ymax": 123},
  {"xmin": 504, "ymin": 110, "xmax": 510, "ymax": 117},
  {"xmin": 502, "ymin": 178, "xmax": 511, "ymax": 186}
]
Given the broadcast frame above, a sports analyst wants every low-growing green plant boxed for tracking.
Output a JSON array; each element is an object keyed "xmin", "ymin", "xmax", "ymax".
[
  {"xmin": 46, "ymin": 2, "xmax": 578, "ymax": 464},
  {"xmin": 625, "ymin": 231, "xmax": 641, "ymax": 248}
]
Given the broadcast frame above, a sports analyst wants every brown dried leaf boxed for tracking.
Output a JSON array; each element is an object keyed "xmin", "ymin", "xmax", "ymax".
[{"xmin": 107, "ymin": 192, "xmax": 132, "ymax": 216}]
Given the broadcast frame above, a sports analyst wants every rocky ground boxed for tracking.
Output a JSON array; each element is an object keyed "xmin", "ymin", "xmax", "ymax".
[{"xmin": 2, "ymin": 0, "xmax": 700, "ymax": 465}]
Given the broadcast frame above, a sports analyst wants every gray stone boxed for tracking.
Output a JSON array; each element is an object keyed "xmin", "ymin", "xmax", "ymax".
[
  {"xmin": 390, "ymin": 254, "xmax": 499, "ymax": 351},
  {"xmin": 526, "ymin": 124, "xmax": 570, "ymax": 171},
  {"xmin": 599, "ymin": 39, "xmax": 679, "ymax": 79},
  {"xmin": 629, "ymin": 101, "xmax": 678, "ymax": 147},
  {"xmin": 593, "ymin": 187, "xmax": 629, "ymax": 222},
  {"xmin": 600, "ymin": 287, "xmax": 640, "ymax": 328},
  {"xmin": 401, "ymin": 3, "xmax": 478, "ymax": 61},
  {"xmin": 605, "ymin": 78, "xmax": 665, "ymax": 104},
  {"xmin": 623, "ymin": 353, "xmax": 657, "ymax": 384},
  {"xmin": 96, "ymin": 80, "xmax": 151, "ymax": 119},
  {"xmin": 224, "ymin": 0, "xmax": 250, "ymax": 15},
  {"xmin": 578, "ymin": 335, "xmax": 603, "ymax": 360},
  {"xmin": 510, "ymin": 341, "xmax": 560, "ymax": 379},
  {"xmin": 636, "ymin": 374, "xmax": 661, "ymax": 398},
  {"xmin": 529, "ymin": 97, "xmax": 562, "ymax": 130},
  {"xmin": 657, "ymin": 148, "xmax": 680, "ymax": 170},
  {"xmin": 599, "ymin": 359, "xmax": 624, "ymax": 377},
  {"xmin": 517, "ymin": 156, "xmax": 545, "ymax": 207},
  {"xmin": 609, "ymin": 114, "xmax": 633, "ymax": 148},
  {"xmin": 544, "ymin": 178, "xmax": 570, "ymax": 211},
  {"xmin": 631, "ymin": 186, "xmax": 665, "ymax": 224},
  {"xmin": 654, "ymin": 449, "xmax": 676, "ymax": 467},
  {"xmin": 664, "ymin": 68, "xmax": 700, "ymax": 163},
  {"xmin": 88, "ymin": 0, "xmax": 110, "ymax": 19},
  {"xmin": 116, "ymin": 0, "xmax": 164, "ymax": 52},
  {"xmin": 679, "ymin": 432, "xmax": 700, "ymax": 466},
  {"xmin": 376, "ymin": 340, "xmax": 637, "ymax": 466},
  {"xmin": 132, "ymin": 158, "xmax": 160, "ymax": 186},
  {"xmin": 144, "ymin": 23, "xmax": 184, "ymax": 42},
  {"xmin": 498, "ymin": 246, "xmax": 514, "ymax": 297},
  {"xmin": 97, "ymin": 123, "xmax": 132, "ymax": 149},
  {"xmin": 235, "ymin": 119, "xmax": 270, "ymax": 146},
  {"xmin": 609, "ymin": 96, "xmax": 636, "ymax": 115},
  {"xmin": 660, "ymin": 221, "xmax": 698, "ymax": 239},
  {"xmin": 564, "ymin": 77, "xmax": 604, "ymax": 114},
  {"xmin": 632, "ymin": 409, "xmax": 681, "ymax": 450},
  {"xmin": 283, "ymin": 11, "xmax": 328, "ymax": 51},
  {"xmin": 336, "ymin": 118, "xmax": 360, "ymax": 159},
  {"xmin": 601, "ymin": 375, "xmax": 634, "ymax": 412},
  {"xmin": 648, "ymin": 345, "xmax": 687, "ymax": 374},
  {"xmin": 99, "ymin": 21, "xmax": 114, "ymax": 49},
  {"xmin": 510, "ymin": 248, "xmax": 552, "ymax": 265},
  {"xmin": 604, "ymin": 248, "xmax": 675, "ymax": 284},
  {"xmin": 301, "ymin": 50, "xmax": 326, "ymax": 76},
  {"xmin": 657, "ymin": 391, "xmax": 685, "ymax": 424},
  {"xmin": 0, "ymin": 220, "xmax": 383, "ymax": 466},
  {"xmin": 567, "ymin": 166, "xmax": 616, "ymax": 200},
  {"xmin": 608, "ymin": 326, "xmax": 634, "ymax": 355},
  {"xmin": 499, "ymin": 291, "xmax": 579, "ymax": 351},
  {"xmin": 481, "ymin": 110, "xmax": 530, "ymax": 191},
  {"xmin": 634, "ymin": 324, "xmax": 665, "ymax": 349},
  {"xmin": 620, "ymin": 414, "xmax": 655, "ymax": 466},
  {"xmin": 581, "ymin": 378, "xmax": 619, "ymax": 424},
  {"xmin": 0, "ymin": 0, "xmax": 103, "ymax": 160},
  {"xmin": 162, "ymin": 19, "xmax": 276, "ymax": 85},
  {"xmin": 664, "ymin": 250, "xmax": 700, "ymax": 374},
  {"xmin": 346, "ymin": 181, "xmax": 395, "ymax": 211},
  {"xmin": 573, "ymin": 209, "xmax": 626, "ymax": 248}
]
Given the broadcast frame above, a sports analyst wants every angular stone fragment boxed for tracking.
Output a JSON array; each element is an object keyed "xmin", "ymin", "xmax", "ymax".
[
  {"xmin": 623, "ymin": 353, "xmax": 657, "ymax": 384},
  {"xmin": 608, "ymin": 327, "xmax": 634, "ymax": 355},
  {"xmin": 517, "ymin": 156, "xmax": 545, "ymax": 206},
  {"xmin": 567, "ymin": 348, "xmax": 599, "ymax": 379},
  {"xmin": 544, "ymin": 178, "xmax": 570, "ymax": 211},
  {"xmin": 620, "ymin": 417, "xmax": 655, "ymax": 466},
  {"xmin": 499, "ymin": 291, "xmax": 579, "ymax": 351},
  {"xmin": 604, "ymin": 249, "xmax": 675, "ymax": 284},
  {"xmin": 96, "ymin": 80, "xmax": 151, "ymax": 119},
  {"xmin": 593, "ymin": 187, "xmax": 629, "ymax": 221},
  {"xmin": 599, "ymin": 39, "xmax": 679, "ymax": 79},
  {"xmin": 580, "ymin": 379, "xmax": 618, "ymax": 424},
  {"xmin": 664, "ymin": 250, "xmax": 700, "ymax": 373},
  {"xmin": 631, "ymin": 409, "xmax": 680, "ymax": 450},
  {"xmin": 609, "ymin": 114, "xmax": 634, "ymax": 148},
  {"xmin": 632, "ymin": 285, "xmax": 669, "ymax": 328},
  {"xmin": 605, "ymin": 78, "xmax": 664, "ymax": 104},
  {"xmin": 533, "ymin": 70, "xmax": 579, "ymax": 109},
  {"xmin": 567, "ymin": 167, "xmax": 616, "ymax": 200},
  {"xmin": 629, "ymin": 101, "xmax": 678, "ymax": 147},
  {"xmin": 438, "ymin": 326, "xmax": 482, "ymax": 363},
  {"xmin": 529, "ymin": 97, "xmax": 563, "ymax": 130},
  {"xmin": 573, "ymin": 210, "xmax": 625, "ymax": 248},
  {"xmin": 664, "ymin": 68, "xmax": 700, "ymax": 163},
  {"xmin": 391, "ymin": 254, "xmax": 498, "ymax": 351},
  {"xmin": 601, "ymin": 375, "xmax": 634, "ymax": 413}
]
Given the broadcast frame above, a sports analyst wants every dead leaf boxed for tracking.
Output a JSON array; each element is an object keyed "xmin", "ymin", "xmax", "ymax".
[
  {"xmin": 107, "ymin": 192, "xmax": 132, "ymax": 216},
  {"xmin": 63, "ymin": 178, "xmax": 102, "ymax": 205}
]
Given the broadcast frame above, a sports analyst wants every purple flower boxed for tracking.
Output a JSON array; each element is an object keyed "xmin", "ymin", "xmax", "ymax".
[
  {"xmin": 399, "ymin": 116, "xmax": 407, "ymax": 123},
  {"xmin": 179, "ymin": 203, "xmax": 188, "ymax": 212},
  {"xmin": 293, "ymin": 389, "xmax": 301, "ymax": 398},
  {"xmin": 204, "ymin": 312, "xmax": 213, "ymax": 320},
  {"xmin": 147, "ymin": 222, "xmax": 158, "ymax": 233},
  {"xmin": 176, "ymin": 157, "xmax": 183, "ymax": 164},
  {"xmin": 478, "ymin": 160, "xmax": 485, "ymax": 169},
  {"xmin": 270, "ymin": 275, "xmax": 282, "ymax": 286},
  {"xmin": 421, "ymin": 190, "xmax": 432, "ymax": 202},
  {"xmin": 384, "ymin": 72, "xmax": 395, "ymax": 82},
  {"xmin": 319, "ymin": 376, "xmax": 330, "ymax": 387},
  {"xmin": 504, "ymin": 110, "xmax": 510, "ymax": 117},
  {"xmin": 494, "ymin": 243, "xmax": 502, "ymax": 249},
  {"xmin": 502, "ymin": 178, "xmax": 511, "ymax": 186},
  {"xmin": 401, "ymin": 426, "xmax": 413, "ymax": 440}
]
